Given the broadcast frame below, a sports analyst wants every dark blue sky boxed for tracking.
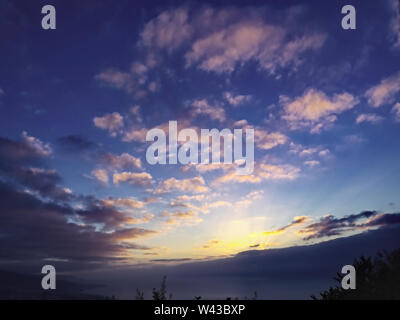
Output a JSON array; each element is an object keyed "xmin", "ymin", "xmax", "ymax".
[{"xmin": 1, "ymin": 0, "xmax": 400, "ymax": 298}]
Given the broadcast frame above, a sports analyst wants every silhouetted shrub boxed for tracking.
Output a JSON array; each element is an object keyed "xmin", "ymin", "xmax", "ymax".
[{"xmin": 312, "ymin": 248, "xmax": 400, "ymax": 300}]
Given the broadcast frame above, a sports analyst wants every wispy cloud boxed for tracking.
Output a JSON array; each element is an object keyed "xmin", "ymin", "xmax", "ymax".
[
  {"xmin": 224, "ymin": 92, "xmax": 252, "ymax": 107},
  {"xmin": 356, "ymin": 113, "xmax": 384, "ymax": 124},
  {"xmin": 113, "ymin": 171, "xmax": 153, "ymax": 187},
  {"xmin": 281, "ymin": 89, "xmax": 359, "ymax": 133},
  {"xmin": 93, "ymin": 112, "xmax": 124, "ymax": 137},
  {"xmin": 155, "ymin": 176, "xmax": 210, "ymax": 194},
  {"xmin": 21, "ymin": 131, "xmax": 52, "ymax": 157},
  {"xmin": 365, "ymin": 71, "xmax": 400, "ymax": 107},
  {"xmin": 100, "ymin": 152, "xmax": 142, "ymax": 171},
  {"xmin": 91, "ymin": 168, "xmax": 109, "ymax": 185}
]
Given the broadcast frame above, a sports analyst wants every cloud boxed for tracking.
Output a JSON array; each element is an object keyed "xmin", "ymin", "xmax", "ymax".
[
  {"xmin": 109, "ymin": 227, "xmax": 157, "ymax": 241},
  {"xmin": 138, "ymin": 6, "xmax": 325, "ymax": 76},
  {"xmin": 102, "ymin": 197, "xmax": 145, "ymax": 210},
  {"xmin": 207, "ymin": 200, "xmax": 232, "ymax": 209},
  {"xmin": 235, "ymin": 190, "xmax": 264, "ymax": 207},
  {"xmin": 21, "ymin": 131, "xmax": 52, "ymax": 157},
  {"xmin": 0, "ymin": 88, "xmax": 4, "ymax": 96},
  {"xmin": 182, "ymin": 162, "xmax": 237, "ymax": 174},
  {"xmin": 0, "ymin": 136, "xmax": 72, "ymax": 201},
  {"xmin": 392, "ymin": 102, "xmax": 400, "ymax": 121},
  {"xmin": 304, "ymin": 160, "xmax": 320, "ymax": 167},
  {"xmin": 140, "ymin": 8, "xmax": 192, "ymax": 51},
  {"xmin": 76, "ymin": 199, "xmax": 151, "ymax": 230},
  {"xmin": 113, "ymin": 171, "xmax": 153, "ymax": 187},
  {"xmin": 318, "ymin": 149, "xmax": 330, "ymax": 157},
  {"xmin": 390, "ymin": 0, "xmax": 400, "ymax": 48},
  {"xmin": 91, "ymin": 168, "xmax": 109, "ymax": 185},
  {"xmin": 101, "ymin": 153, "xmax": 142, "ymax": 171},
  {"xmin": 281, "ymin": 89, "xmax": 359, "ymax": 133},
  {"xmin": 155, "ymin": 176, "xmax": 210, "ymax": 194},
  {"xmin": 365, "ymin": 71, "xmax": 400, "ymax": 107},
  {"xmin": 188, "ymin": 99, "xmax": 226, "ymax": 122},
  {"xmin": 96, "ymin": 69, "xmax": 132, "ymax": 91},
  {"xmin": 200, "ymin": 239, "xmax": 222, "ymax": 249},
  {"xmin": 93, "ymin": 112, "xmax": 124, "ymax": 136},
  {"xmin": 289, "ymin": 143, "xmax": 330, "ymax": 159},
  {"xmin": 96, "ymin": 63, "xmax": 155, "ymax": 98},
  {"xmin": 212, "ymin": 163, "xmax": 299, "ymax": 185},
  {"xmin": 89, "ymin": 224, "xmax": 400, "ymax": 299},
  {"xmin": 0, "ymin": 137, "xmax": 46, "ymax": 166},
  {"xmin": 184, "ymin": 8, "xmax": 325, "ymax": 74},
  {"xmin": 160, "ymin": 210, "xmax": 202, "ymax": 226},
  {"xmin": 0, "ymin": 180, "xmax": 156, "ymax": 267},
  {"xmin": 224, "ymin": 92, "xmax": 251, "ymax": 106},
  {"xmin": 263, "ymin": 216, "xmax": 308, "ymax": 235},
  {"xmin": 57, "ymin": 135, "xmax": 99, "ymax": 152},
  {"xmin": 169, "ymin": 196, "xmax": 210, "ymax": 214},
  {"xmin": 254, "ymin": 129, "xmax": 288, "ymax": 150},
  {"xmin": 122, "ymin": 127, "xmax": 148, "ymax": 142},
  {"xmin": 171, "ymin": 194, "xmax": 205, "ymax": 202},
  {"xmin": 299, "ymin": 211, "xmax": 378, "ymax": 240},
  {"xmin": 356, "ymin": 113, "xmax": 384, "ymax": 124}
]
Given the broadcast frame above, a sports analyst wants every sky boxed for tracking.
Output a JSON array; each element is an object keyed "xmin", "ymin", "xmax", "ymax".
[{"xmin": 1, "ymin": 0, "xmax": 400, "ymax": 297}]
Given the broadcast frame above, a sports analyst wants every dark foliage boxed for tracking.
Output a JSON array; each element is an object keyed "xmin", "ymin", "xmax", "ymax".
[{"xmin": 312, "ymin": 248, "xmax": 400, "ymax": 299}]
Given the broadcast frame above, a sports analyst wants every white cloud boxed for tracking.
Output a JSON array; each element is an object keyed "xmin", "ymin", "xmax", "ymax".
[
  {"xmin": 91, "ymin": 168, "xmax": 109, "ymax": 185},
  {"xmin": 93, "ymin": 112, "xmax": 124, "ymax": 136},
  {"xmin": 281, "ymin": 89, "xmax": 358, "ymax": 133},
  {"xmin": 155, "ymin": 176, "xmax": 210, "ymax": 194},
  {"xmin": 189, "ymin": 99, "xmax": 226, "ymax": 122},
  {"xmin": 318, "ymin": 149, "xmax": 330, "ymax": 157},
  {"xmin": 102, "ymin": 197, "xmax": 145, "ymax": 210},
  {"xmin": 21, "ymin": 131, "xmax": 52, "ymax": 157},
  {"xmin": 224, "ymin": 92, "xmax": 251, "ymax": 106},
  {"xmin": 140, "ymin": 7, "xmax": 325, "ymax": 76},
  {"xmin": 182, "ymin": 162, "xmax": 236, "ymax": 174},
  {"xmin": 365, "ymin": 71, "xmax": 400, "ymax": 107},
  {"xmin": 140, "ymin": 8, "xmax": 192, "ymax": 51},
  {"xmin": 96, "ymin": 60, "xmax": 158, "ymax": 98},
  {"xmin": 212, "ymin": 162, "xmax": 299, "ymax": 185},
  {"xmin": 304, "ymin": 160, "xmax": 320, "ymax": 167},
  {"xmin": 392, "ymin": 102, "xmax": 400, "ymax": 121},
  {"xmin": 160, "ymin": 210, "xmax": 202, "ymax": 226},
  {"xmin": 122, "ymin": 127, "xmax": 148, "ymax": 142},
  {"xmin": 356, "ymin": 113, "xmax": 383, "ymax": 124},
  {"xmin": 254, "ymin": 129, "xmax": 288, "ymax": 150},
  {"xmin": 96, "ymin": 69, "xmax": 132, "ymax": 92},
  {"xmin": 101, "ymin": 153, "xmax": 142, "ymax": 170},
  {"xmin": 207, "ymin": 200, "xmax": 232, "ymax": 209},
  {"xmin": 130, "ymin": 105, "xmax": 143, "ymax": 123},
  {"xmin": 184, "ymin": 8, "xmax": 325, "ymax": 75},
  {"xmin": 113, "ymin": 171, "xmax": 153, "ymax": 187},
  {"xmin": 289, "ymin": 143, "xmax": 330, "ymax": 158}
]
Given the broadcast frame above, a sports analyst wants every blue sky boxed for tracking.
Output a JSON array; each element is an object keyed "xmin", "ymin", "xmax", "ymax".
[{"xmin": 1, "ymin": 0, "xmax": 400, "ymax": 269}]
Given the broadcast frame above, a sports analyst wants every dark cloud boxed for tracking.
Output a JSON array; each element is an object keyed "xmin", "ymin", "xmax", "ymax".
[
  {"xmin": 366, "ymin": 212, "xmax": 400, "ymax": 227},
  {"xmin": 0, "ymin": 136, "xmax": 45, "ymax": 167},
  {"xmin": 0, "ymin": 135, "xmax": 157, "ymax": 270},
  {"xmin": 299, "ymin": 211, "xmax": 388, "ymax": 240},
  {"xmin": 0, "ymin": 136, "xmax": 71, "ymax": 201},
  {"xmin": 57, "ymin": 135, "xmax": 99, "ymax": 152},
  {"xmin": 263, "ymin": 215, "xmax": 308, "ymax": 235},
  {"xmin": 0, "ymin": 180, "xmax": 156, "ymax": 269}
]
